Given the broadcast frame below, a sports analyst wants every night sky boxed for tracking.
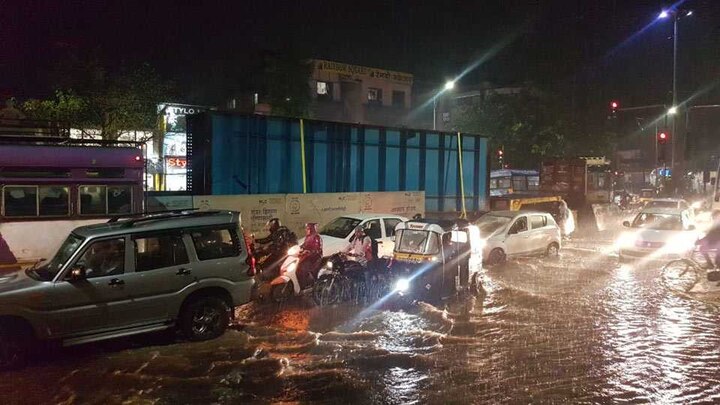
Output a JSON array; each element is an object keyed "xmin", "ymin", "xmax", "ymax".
[{"xmin": 2, "ymin": 0, "xmax": 719, "ymax": 109}]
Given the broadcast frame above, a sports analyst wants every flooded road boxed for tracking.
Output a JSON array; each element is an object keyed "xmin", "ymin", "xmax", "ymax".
[{"xmin": 3, "ymin": 248, "xmax": 720, "ymax": 404}]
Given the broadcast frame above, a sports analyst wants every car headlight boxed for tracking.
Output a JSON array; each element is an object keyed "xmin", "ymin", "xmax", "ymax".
[
  {"xmin": 394, "ymin": 278, "xmax": 410, "ymax": 292},
  {"xmin": 615, "ymin": 232, "xmax": 636, "ymax": 249}
]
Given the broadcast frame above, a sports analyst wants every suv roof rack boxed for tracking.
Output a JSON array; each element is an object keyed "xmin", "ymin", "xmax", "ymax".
[
  {"xmin": 107, "ymin": 208, "xmax": 199, "ymax": 223},
  {"xmin": 109, "ymin": 210, "xmax": 228, "ymax": 228}
]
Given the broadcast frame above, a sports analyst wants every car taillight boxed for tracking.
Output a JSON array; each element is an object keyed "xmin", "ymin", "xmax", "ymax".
[{"xmin": 246, "ymin": 255, "xmax": 256, "ymax": 277}]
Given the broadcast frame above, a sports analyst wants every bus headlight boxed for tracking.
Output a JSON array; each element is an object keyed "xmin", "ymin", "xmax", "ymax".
[{"xmin": 395, "ymin": 278, "xmax": 410, "ymax": 292}]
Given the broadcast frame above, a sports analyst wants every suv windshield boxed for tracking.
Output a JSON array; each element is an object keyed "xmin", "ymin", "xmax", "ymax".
[
  {"xmin": 35, "ymin": 234, "xmax": 85, "ymax": 280},
  {"xmin": 396, "ymin": 229, "xmax": 440, "ymax": 254},
  {"xmin": 320, "ymin": 217, "xmax": 362, "ymax": 239},
  {"xmin": 631, "ymin": 213, "xmax": 684, "ymax": 231},
  {"xmin": 475, "ymin": 214, "xmax": 512, "ymax": 236}
]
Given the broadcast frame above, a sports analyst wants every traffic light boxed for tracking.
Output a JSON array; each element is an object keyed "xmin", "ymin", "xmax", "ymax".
[
  {"xmin": 610, "ymin": 101, "xmax": 619, "ymax": 112},
  {"xmin": 657, "ymin": 131, "xmax": 669, "ymax": 145},
  {"xmin": 497, "ymin": 149, "xmax": 504, "ymax": 157}
]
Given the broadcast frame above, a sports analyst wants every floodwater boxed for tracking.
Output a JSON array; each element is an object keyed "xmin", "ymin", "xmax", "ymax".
[{"xmin": 3, "ymin": 248, "xmax": 720, "ymax": 404}]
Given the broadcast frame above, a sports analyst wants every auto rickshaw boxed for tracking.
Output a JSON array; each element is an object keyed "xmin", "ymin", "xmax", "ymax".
[
  {"xmin": 391, "ymin": 219, "xmax": 483, "ymax": 300},
  {"xmin": 639, "ymin": 188, "xmax": 656, "ymax": 205}
]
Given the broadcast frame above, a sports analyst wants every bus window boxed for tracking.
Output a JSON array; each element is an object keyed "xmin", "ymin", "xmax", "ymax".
[
  {"xmin": 39, "ymin": 186, "xmax": 69, "ymax": 216},
  {"xmin": 80, "ymin": 186, "xmax": 107, "ymax": 215},
  {"xmin": 2, "ymin": 185, "xmax": 70, "ymax": 217},
  {"xmin": 513, "ymin": 177, "xmax": 527, "ymax": 191},
  {"xmin": 80, "ymin": 185, "xmax": 133, "ymax": 215},
  {"xmin": 108, "ymin": 186, "xmax": 132, "ymax": 214},
  {"xmin": 528, "ymin": 176, "xmax": 539, "ymax": 191},
  {"xmin": 3, "ymin": 186, "xmax": 37, "ymax": 217}
]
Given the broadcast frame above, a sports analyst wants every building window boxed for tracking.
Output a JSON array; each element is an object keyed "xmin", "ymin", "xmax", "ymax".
[
  {"xmin": 316, "ymin": 81, "xmax": 333, "ymax": 101},
  {"xmin": 367, "ymin": 88, "xmax": 383, "ymax": 104},
  {"xmin": 392, "ymin": 90, "xmax": 405, "ymax": 108}
]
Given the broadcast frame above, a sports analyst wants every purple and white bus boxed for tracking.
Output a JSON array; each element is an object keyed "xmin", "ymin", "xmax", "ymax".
[{"xmin": 0, "ymin": 138, "xmax": 144, "ymax": 267}]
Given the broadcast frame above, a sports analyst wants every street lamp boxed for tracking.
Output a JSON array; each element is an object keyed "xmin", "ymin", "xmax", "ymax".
[
  {"xmin": 657, "ymin": 8, "xmax": 693, "ymax": 172},
  {"xmin": 433, "ymin": 80, "xmax": 456, "ymax": 130}
]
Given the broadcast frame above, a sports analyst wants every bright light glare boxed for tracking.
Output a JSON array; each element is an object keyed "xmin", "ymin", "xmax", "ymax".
[
  {"xmin": 444, "ymin": 81, "xmax": 455, "ymax": 91},
  {"xmin": 325, "ymin": 261, "xmax": 333, "ymax": 269},
  {"xmin": 686, "ymin": 10, "xmax": 693, "ymax": 16},
  {"xmin": 395, "ymin": 278, "xmax": 410, "ymax": 292},
  {"xmin": 659, "ymin": 10, "xmax": 669, "ymax": 19},
  {"xmin": 668, "ymin": 106, "xmax": 678, "ymax": 115}
]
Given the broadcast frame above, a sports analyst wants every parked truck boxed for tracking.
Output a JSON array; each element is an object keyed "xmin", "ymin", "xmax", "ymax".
[{"xmin": 539, "ymin": 157, "xmax": 612, "ymax": 208}]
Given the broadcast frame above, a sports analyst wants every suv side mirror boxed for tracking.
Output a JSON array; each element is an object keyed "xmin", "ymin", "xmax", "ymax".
[
  {"xmin": 69, "ymin": 265, "xmax": 87, "ymax": 281},
  {"xmin": 622, "ymin": 221, "xmax": 631, "ymax": 228}
]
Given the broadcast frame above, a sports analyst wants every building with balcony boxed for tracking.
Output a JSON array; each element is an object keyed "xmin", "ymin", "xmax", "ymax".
[{"xmin": 307, "ymin": 59, "xmax": 413, "ymax": 127}]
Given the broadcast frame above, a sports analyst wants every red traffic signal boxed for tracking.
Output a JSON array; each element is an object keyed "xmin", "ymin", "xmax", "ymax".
[
  {"xmin": 657, "ymin": 131, "xmax": 669, "ymax": 144},
  {"xmin": 498, "ymin": 149, "xmax": 504, "ymax": 156},
  {"xmin": 610, "ymin": 101, "xmax": 619, "ymax": 110}
]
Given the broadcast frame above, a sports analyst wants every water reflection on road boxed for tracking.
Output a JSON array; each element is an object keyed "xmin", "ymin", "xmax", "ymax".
[{"xmin": 3, "ymin": 249, "xmax": 720, "ymax": 404}]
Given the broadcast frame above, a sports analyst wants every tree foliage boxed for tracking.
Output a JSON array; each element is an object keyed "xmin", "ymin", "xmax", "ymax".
[
  {"xmin": 22, "ymin": 63, "xmax": 173, "ymax": 140},
  {"xmin": 451, "ymin": 89, "xmax": 616, "ymax": 169},
  {"xmin": 260, "ymin": 54, "xmax": 312, "ymax": 117}
]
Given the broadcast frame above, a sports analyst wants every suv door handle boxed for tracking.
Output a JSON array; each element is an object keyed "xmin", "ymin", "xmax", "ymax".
[
  {"xmin": 108, "ymin": 278, "xmax": 125, "ymax": 286},
  {"xmin": 176, "ymin": 268, "xmax": 192, "ymax": 276}
]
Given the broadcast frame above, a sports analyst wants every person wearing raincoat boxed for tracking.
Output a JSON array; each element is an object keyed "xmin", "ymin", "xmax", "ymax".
[
  {"xmin": 558, "ymin": 200, "xmax": 575, "ymax": 239},
  {"xmin": 298, "ymin": 223, "xmax": 323, "ymax": 286}
]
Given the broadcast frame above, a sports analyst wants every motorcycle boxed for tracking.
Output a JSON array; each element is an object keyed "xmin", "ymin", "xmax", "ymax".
[
  {"xmin": 269, "ymin": 245, "xmax": 322, "ymax": 303},
  {"xmin": 313, "ymin": 252, "xmax": 369, "ymax": 306}
]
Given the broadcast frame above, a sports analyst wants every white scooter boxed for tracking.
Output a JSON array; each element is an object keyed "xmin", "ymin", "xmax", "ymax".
[{"xmin": 269, "ymin": 245, "xmax": 322, "ymax": 302}]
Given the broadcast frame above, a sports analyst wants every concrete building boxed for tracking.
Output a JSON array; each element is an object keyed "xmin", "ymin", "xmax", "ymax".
[{"xmin": 307, "ymin": 59, "xmax": 413, "ymax": 127}]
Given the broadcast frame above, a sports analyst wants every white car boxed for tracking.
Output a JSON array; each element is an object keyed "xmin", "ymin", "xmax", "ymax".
[
  {"xmin": 475, "ymin": 210, "xmax": 561, "ymax": 265},
  {"xmin": 618, "ymin": 207, "xmax": 698, "ymax": 261},
  {"xmin": 300, "ymin": 214, "xmax": 409, "ymax": 258},
  {"xmin": 644, "ymin": 198, "xmax": 695, "ymax": 221}
]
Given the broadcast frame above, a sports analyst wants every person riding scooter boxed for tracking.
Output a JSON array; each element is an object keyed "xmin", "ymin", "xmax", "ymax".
[
  {"xmin": 255, "ymin": 218, "xmax": 296, "ymax": 280},
  {"xmin": 297, "ymin": 223, "xmax": 323, "ymax": 287}
]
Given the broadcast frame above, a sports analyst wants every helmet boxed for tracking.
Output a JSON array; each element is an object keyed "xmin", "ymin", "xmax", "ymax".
[{"xmin": 265, "ymin": 218, "xmax": 281, "ymax": 233}]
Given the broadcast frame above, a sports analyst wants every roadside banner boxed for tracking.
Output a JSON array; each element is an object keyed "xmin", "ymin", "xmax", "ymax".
[{"xmin": 193, "ymin": 191, "xmax": 424, "ymax": 236}]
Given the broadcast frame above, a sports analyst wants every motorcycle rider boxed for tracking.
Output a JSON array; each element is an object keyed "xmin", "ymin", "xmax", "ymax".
[
  {"xmin": 343, "ymin": 226, "xmax": 373, "ymax": 264},
  {"xmin": 255, "ymin": 218, "xmax": 296, "ymax": 280},
  {"xmin": 297, "ymin": 223, "xmax": 323, "ymax": 287}
]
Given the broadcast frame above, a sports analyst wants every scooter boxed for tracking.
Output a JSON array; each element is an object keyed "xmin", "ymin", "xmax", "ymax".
[{"xmin": 269, "ymin": 245, "xmax": 322, "ymax": 303}]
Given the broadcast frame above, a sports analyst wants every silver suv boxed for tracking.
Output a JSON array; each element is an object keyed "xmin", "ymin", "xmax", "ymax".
[{"xmin": 0, "ymin": 210, "xmax": 255, "ymax": 369}]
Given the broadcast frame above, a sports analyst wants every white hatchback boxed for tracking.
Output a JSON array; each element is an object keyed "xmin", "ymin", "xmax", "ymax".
[
  {"xmin": 618, "ymin": 207, "xmax": 698, "ymax": 261},
  {"xmin": 475, "ymin": 210, "xmax": 562, "ymax": 265},
  {"xmin": 299, "ymin": 214, "xmax": 409, "ymax": 258}
]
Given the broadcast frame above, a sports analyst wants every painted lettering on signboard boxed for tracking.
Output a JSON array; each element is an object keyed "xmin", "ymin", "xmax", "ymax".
[{"xmin": 314, "ymin": 59, "xmax": 413, "ymax": 85}]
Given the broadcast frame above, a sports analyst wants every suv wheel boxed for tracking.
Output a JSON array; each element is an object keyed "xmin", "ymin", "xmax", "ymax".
[
  {"xmin": 0, "ymin": 323, "xmax": 29, "ymax": 370},
  {"xmin": 180, "ymin": 296, "xmax": 230, "ymax": 341}
]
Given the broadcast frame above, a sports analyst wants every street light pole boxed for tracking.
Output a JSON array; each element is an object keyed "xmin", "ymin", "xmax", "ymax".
[
  {"xmin": 671, "ymin": 13, "xmax": 678, "ymax": 172},
  {"xmin": 433, "ymin": 97, "xmax": 437, "ymax": 131}
]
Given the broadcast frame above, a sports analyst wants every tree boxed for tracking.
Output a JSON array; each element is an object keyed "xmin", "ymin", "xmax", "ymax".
[
  {"xmin": 22, "ymin": 63, "xmax": 174, "ymax": 140},
  {"xmin": 451, "ymin": 89, "xmax": 615, "ymax": 168},
  {"xmin": 260, "ymin": 53, "xmax": 312, "ymax": 117}
]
